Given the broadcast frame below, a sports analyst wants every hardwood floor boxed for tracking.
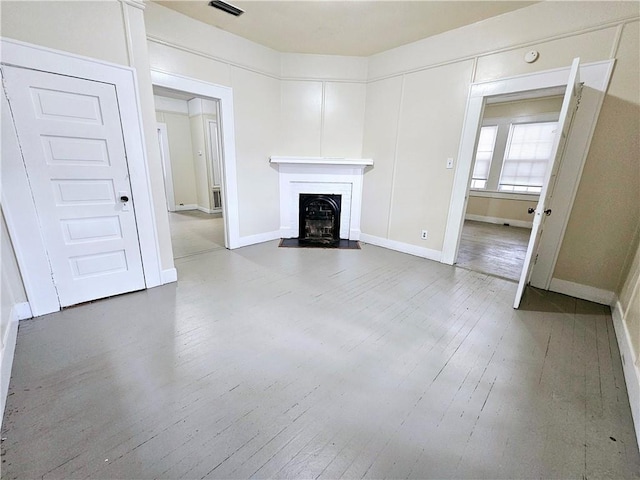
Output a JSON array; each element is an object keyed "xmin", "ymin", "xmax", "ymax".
[
  {"xmin": 456, "ymin": 220, "xmax": 532, "ymax": 282},
  {"xmin": 2, "ymin": 241, "xmax": 639, "ymax": 479},
  {"xmin": 169, "ymin": 210, "xmax": 225, "ymax": 259}
]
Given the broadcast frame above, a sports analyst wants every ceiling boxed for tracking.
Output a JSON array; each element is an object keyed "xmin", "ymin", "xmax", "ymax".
[{"xmin": 154, "ymin": 1, "xmax": 537, "ymax": 57}]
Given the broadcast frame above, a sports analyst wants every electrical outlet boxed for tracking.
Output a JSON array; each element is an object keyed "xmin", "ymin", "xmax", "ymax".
[
  {"xmin": 421, "ymin": 230, "xmax": 428, "ymax": 240},
  {"xmin": 446, "ymin": 157, "xmax": 454, "ymax": 169}
]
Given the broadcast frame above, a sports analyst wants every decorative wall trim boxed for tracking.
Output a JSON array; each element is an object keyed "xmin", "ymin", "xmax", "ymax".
[
  {"xmin": 147, "ymin": 36, "xmax": 281, "ymax": 82},
  {"xmin": 611, "ymin": 298, "xmax": 640, "ymax": 453},
  {"xmin": 1, "ymin": 302, "xmax": 29, "ymax": 428},
  {"xmin": 161, "ymin": 268, "xmax": 178, "ymax": 284},
  {"xmin": 465, "ymin": 214, "xmax": 533, "ymax": 229},
  {"xmin": 236, "ymin": 230, "xmax": 281, "ymax": 248},
  {"xmin": 549, "ymin": 278, "xmax": 615, "ymax": 305},
  {"xmin": 147, "ymin": 36, "xmax": 369, "ymax": 85},
  {"xmin": 360, "ymin": 233, "xmax": 442, "ymax": 263},
  {"xmin": 368, "ymin": 16, "xmax": 638, "ymax": 82}
]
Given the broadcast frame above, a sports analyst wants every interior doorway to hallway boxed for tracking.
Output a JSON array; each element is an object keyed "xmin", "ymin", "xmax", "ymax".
[{"xmin": 153, "ymin": 85, "xmax": 227, "ymax": 259}]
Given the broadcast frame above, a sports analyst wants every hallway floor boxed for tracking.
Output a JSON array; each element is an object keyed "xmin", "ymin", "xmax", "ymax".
[
  {"xmin": 456, "ymin": 220, "xmax": 532, "ymax": 282},
  {"xmin": 2, "ymin": 241, "xmax": 639, "ymax": 479},
  {"xmin": 169, "ymin": 210, "xmax": 225, "ymax": 259}
]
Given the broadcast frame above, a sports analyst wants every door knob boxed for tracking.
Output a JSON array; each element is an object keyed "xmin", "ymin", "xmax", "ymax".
[
  {"xmin": 544, "ymin": 209, "xmax": 552, "ymax": 216},
  {"xmin": 527, "ymin": 207, "xmax": 535, "ymax": 214},
  {"xmin": 120, "ymin": 195, "xmax": 129, "ymax": 202}
]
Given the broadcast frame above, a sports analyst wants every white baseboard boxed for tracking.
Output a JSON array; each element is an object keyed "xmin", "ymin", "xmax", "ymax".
[
  {"xmin": 611, "ymin": 297, "xmax": 640, "ymax": 453},
  {"xmin": 161, "ymin": 268, "xmax": 178, "ymax": 284},
  {"xmin": 13, "ymin": 302, "xmax": 32, "ymax": 320},
  {"xmin": 1, "ymin": 302, "xmax": 30, "ymax": 428},
  {"xmin": 465, "ymin": 213, "xmax": 533, "ymax": 229},
  {"xmin": 360, "ymin": 233, "xmax": 442, "ymax": 262},
  {"xmin": 235, "ymin": 230, "xmax": 281, "ymax": 249},
  {"xmin": 549, "ymin": 278, "xmax": 615, "ymax": 305},
  {"xmin": 197, "ymin": 206, "xmax": 220, "ymax": 214},
  {"xmin": 174, "ymin": 204, "xmax": 198, "ymax": 211}
]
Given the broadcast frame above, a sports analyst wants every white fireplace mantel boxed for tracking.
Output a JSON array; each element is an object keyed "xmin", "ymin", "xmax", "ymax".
[
  {"xmin": 270, "ymin": 156, "xmax": 374, "ymax": 240},
  {"xmin": 270, "ymin": 156, "xmax": 374, "ymax": 167}
]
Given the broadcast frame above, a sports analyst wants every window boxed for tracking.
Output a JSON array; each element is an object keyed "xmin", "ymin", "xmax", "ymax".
[
  {"xmin": 470, "ymin": 125, "xmax": 497, "ymax": 189},
  {"xmin": 498, "ymin": 122, "xmax": 558, "ymax": 193}
]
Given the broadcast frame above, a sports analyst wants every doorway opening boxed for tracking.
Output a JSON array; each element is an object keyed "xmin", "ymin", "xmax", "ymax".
[
  {"xmin": 153, "ymin": 86, "xmax": 226, "ymax": 259},
  {"xmin": 456, "ymin": 93, "xmax": 563, "ymax": 282},
  {"xmin": 442, "ymin": 59, "xmax": 614, "ymax": 308}
]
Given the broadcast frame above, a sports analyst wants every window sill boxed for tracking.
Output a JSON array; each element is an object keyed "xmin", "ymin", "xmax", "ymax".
[{"xmin": 469, "ymin": 190, "xmax": 540, "ymax": 201}]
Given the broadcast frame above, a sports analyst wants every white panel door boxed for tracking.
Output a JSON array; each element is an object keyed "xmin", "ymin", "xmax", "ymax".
[
  {"xmin": 514, "ymin": 58, "xmax": 582, "ymax": 308},
  {"xmin": 2, "ymin": 66, "xmax": 145, "ymax": 307}
]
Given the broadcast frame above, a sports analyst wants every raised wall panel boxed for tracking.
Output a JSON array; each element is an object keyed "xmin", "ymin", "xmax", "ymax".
[
  {"xmin": 322, "ymin": 82, "xmax": 366, "ymax": 158},
  {"xmin": 280, "ymin": 80, "xmax": 322, "ymax": 156}
]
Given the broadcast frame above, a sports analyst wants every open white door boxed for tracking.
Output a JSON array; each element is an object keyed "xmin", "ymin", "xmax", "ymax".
[{"xmin": 514, "ymin": 58, "xmax": 582, "ymax": 308}]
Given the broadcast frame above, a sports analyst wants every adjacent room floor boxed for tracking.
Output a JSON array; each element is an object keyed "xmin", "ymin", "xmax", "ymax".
[
  {"xmin": 456, "ymin": 220, "xmax": 532, "ymax": 282},
  {"xmin": 169, "ymin": 210, "xmax": 225, "ymax": 259},
  {"xmin": 2, "ymin": 241, "xmax": 639, "ymax": 479}
]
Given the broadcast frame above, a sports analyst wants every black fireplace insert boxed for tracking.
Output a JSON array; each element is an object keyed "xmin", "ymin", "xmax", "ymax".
[{"xmin": 298, "ymin": 193, "xmax": 341, "ymax": 244}]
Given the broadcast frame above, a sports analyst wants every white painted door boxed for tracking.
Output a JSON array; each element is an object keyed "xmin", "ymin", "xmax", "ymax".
[
  {"xmin": 514, "ymin": 58, "xmax": 582, "ymax": 308},
  {"xmin": 2, "ymin": 66, "xmax": 145, "ymax": 307}
]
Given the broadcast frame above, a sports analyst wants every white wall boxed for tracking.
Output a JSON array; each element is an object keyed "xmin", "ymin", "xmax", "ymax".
[{"xmin": 279, "ymin": 53, "xmax": 367, "ymax": 158}]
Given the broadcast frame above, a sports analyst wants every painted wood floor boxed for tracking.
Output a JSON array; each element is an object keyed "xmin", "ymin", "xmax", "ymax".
[
  {"xmin": 169, "ymin": 210, "xmax": 225, "ymax": 259},
  {"xmin": 456, "ymin": 220, "xmax": 531, "ymax": 282},
  {"xmin": 2, "ymin": 241, "xmax": 639, "ymax": 479}
]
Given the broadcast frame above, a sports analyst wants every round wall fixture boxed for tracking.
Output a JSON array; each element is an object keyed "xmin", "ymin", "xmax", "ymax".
[{"xmin": 524, "ymin": 50, "xmax": 539, "ymax": 63}]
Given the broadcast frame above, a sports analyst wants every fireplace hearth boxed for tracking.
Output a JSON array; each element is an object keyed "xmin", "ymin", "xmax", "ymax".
[{"xmin": 299, "ymin": 194, "xmax": 341, "ymax": 244}]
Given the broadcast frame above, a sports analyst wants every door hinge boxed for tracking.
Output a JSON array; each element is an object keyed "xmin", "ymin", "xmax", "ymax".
[{"xmin": 534, "ymin": 253, "xmax": 539, "ymax": 265}]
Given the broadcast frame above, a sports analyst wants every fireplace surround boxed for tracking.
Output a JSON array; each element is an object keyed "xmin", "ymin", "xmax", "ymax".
[{"xmin": 270, "ymin": 156, "xmax": 373, "ymax": 241}]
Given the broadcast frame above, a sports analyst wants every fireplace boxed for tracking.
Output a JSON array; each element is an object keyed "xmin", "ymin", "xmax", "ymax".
[
  {"xmin": 269, "ymin": 156, "xmax": 374, "ymax": 240},
  {"xmin": 299, "ymin": 194, "xmax": 341, "ymax": 244}
]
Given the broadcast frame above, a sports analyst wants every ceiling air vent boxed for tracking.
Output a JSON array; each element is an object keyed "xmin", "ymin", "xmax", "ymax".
[{"xmin": 208, "ymin": 0, "xmax": 244, "ymax": 17}]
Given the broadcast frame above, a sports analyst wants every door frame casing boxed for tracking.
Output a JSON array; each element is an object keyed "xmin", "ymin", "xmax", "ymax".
[
  {"xmin": 1, "ymin": 38, "xmax": 163, "ymax": 316},
  {"xmin": 206, "ymin": 118, "xmax": 223, "ymax": 212},
  {"xmin": 156, "ymin": 122, "xmax": 176, "ymax": 212},
  {"xmin": 150, "ymin": 70, "xmax": 238, "ymax": 249},
  {"xmin": 442, "ymin": 60, "xmax": 615, "ymax": 291}
]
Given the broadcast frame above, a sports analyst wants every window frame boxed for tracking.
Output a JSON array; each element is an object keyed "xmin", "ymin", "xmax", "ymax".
[{"xmin": 469, "ymin": 112, "xmax": 560, "ymax": 198}]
